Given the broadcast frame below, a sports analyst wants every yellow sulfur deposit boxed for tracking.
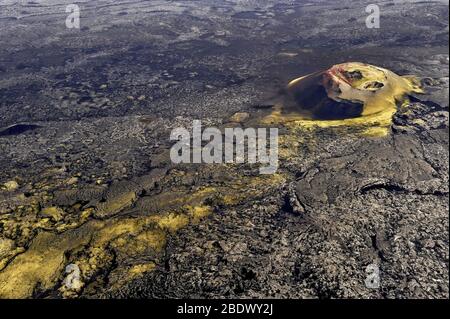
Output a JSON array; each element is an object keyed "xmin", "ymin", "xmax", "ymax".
[{"xmin": 1, "ymin": 181, "xmax": 19, "ymax": 191}]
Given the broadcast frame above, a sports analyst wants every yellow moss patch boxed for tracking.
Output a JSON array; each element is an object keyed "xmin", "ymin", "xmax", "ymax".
[
  {"xmin": 153, "ymin": 213, "xmax": 190, "ymax": 233},
  {"xmin": 128, "ymin": 263, "xmax": 156, "ymax": 277},
  {"xmin": 92, "ymin": 218, "xmax": 147, "ymax": 247},
  {"xmin": 0, "ymin": 230, "xmax": 91, "ymax": 299},
  {"xmin": 277, "ymin": 134, "xmax": 301, "ymax": 159},
  {"xmin": 0, "ymin": 163, "xmax": 288, "ymax": 299},
  {"xmin": 0, "ymin": 238, "xmax": 25, "ymax": 271},
  {"xmin": 361, "ymin": 126, "xmax": 390, "ymax": 137},
  {"xmin": 66, "ymin": 177, "xmax": 79, "ymax": 186},
  {"xmin": 40, "ymin": 206, "xmax": 64, "ymax": 222},
  {"xmin": 219, "ymin": 194, "xmax": 244, "ymax": 206},
  {"xmin": 217, "ymin": 173, "xmax": 286, "ymax": 205},
  {"xmin": 229, "ymin": 112, "xmax": 250, "ymax": 123},
  {"xmin": 146, "ymin": 187, "xmax": 216, "ymax": 212},
  {"xmin": 95, "ymin": 191, "xmax": 137, "ymax": 218},
  {"xmin": 185, "ymin": 205, "xmax": 213, "ymax": 222},
  {"xmin": 135, "ymin": 230, "xmax": 167, "ymax": 251},
  {"xmin": 112, "ymin": 229, "xmax": 167, "ymax": 254},
  {"xmin": 263, "ymin": 103, "xmax": 396, "ymax": 132}
]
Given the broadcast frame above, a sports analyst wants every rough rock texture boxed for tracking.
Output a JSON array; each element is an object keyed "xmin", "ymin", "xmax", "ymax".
[{"xmin": 0, "ymin": 0, "xmax": 448, "ymax": 299}]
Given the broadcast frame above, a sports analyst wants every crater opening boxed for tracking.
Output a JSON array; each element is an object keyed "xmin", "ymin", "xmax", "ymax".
[
  {"xmin": 262, "ymin": 62, "xmax": 423, "ymax": 136},
  {"xmin": 284, "ymin": 71, "xmax": 364, "ymax": 120}
]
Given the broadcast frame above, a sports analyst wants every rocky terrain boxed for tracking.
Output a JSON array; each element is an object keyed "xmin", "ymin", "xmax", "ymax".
[{"xmin": 0, "ymin": 0, "xmax": 448, "ymax": 298}]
